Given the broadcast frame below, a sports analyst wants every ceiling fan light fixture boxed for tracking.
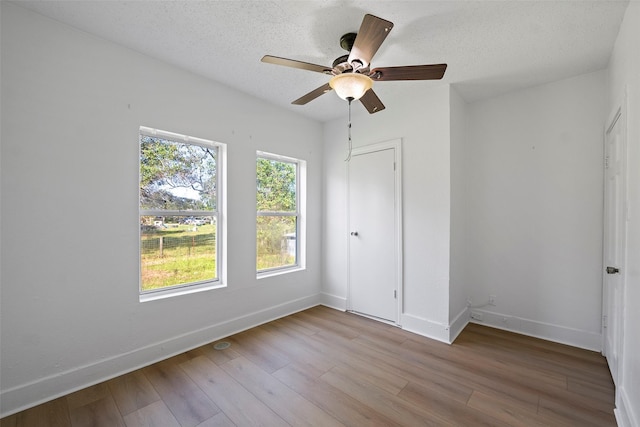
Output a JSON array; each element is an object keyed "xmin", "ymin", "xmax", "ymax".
[{"xmin": 329, "ymin": 73, "xmax": 373, "ymax": 101}]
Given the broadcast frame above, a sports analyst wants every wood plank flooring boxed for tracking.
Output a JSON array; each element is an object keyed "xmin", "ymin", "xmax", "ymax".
[{"xmin": 1, "ymin": 305, "xmax": 616, "ymax": 426}]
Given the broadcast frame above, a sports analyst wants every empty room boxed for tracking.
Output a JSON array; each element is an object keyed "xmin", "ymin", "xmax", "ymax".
[{"xmin": 1, "ymin": 1, "xmax": 639, "ymax": 426}]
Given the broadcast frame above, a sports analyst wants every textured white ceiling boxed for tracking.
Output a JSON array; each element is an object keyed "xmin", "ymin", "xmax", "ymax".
[{"xmin": 12, "ymin": 0, "xmax": 629, "ymax": 122}]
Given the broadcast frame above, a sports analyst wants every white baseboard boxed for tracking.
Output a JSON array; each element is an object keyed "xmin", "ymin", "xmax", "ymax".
[
  {"xmin": 0, "ymin": 294, "xmax": 320, "ymax": 418},
  {"xmin": 468, "ymin": 308, "xmax": 602, "ymax": 351},
  {"xmin": 615, "ymin": 385, "xmax": 638, "ymax": 427},
  {"xmin": 400, "ymin": 313, "xmax": 451, "ymax": 344},
  {"xmin": 321, "ymin": 299, "xmax": 458, "ymax": 345},
  {"xmin": 320, "ymin": 292, "xmax": 347, "ymax": 311},
  {"xmin": 400, "ymin": 309, "xmax": 468, "ymax": 344},
  {"xmin": 449, "ymin": 307, "xmax": 470, "ymax": 342}
]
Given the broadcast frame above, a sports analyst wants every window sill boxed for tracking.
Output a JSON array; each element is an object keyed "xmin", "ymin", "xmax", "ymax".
[
  {"xmin": 257, "ymin": 266, "xmax": 305, "ymax": 280},
  {"xmin": 139, "ymin": 281, "xmax": 226, "ymax": 303}
]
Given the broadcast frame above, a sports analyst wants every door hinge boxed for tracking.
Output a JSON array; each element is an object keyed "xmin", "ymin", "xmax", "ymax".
[
  {"xmin": 603, "ymin": 315, "xmax": 608, "ymax": 329},
  {"xmin": 604, "ymin": 156, "xmax": 610, "ymax": 169},
  {"xmin": 394, "ymin": 290, "xmax": 397, "ymax": 299},
  {"xmin": 393, "ymin": 162, "xmax": 396, "ymax": 171}
]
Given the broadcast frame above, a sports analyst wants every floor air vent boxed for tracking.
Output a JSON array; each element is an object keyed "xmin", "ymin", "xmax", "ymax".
[{"xmin": 213, "ymin": 341, "xmax": 231, "ymax": 350}]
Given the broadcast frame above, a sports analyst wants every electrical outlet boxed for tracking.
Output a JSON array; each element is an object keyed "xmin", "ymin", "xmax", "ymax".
[
  {"xmin": 489, "ymin": 295, "xmax": 496, "ymax": 306},
  {"xmin": 471, "ymin": 311, "xmax": 483, "ymax": 321}
]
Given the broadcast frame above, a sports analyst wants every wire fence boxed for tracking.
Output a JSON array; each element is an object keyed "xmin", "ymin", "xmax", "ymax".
[{"xmin": 141, "ymin": 233, "xmax": 216, "ymax": 258}]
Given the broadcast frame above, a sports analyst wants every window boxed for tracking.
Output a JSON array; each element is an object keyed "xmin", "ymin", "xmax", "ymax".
[
  {"xmin": 139, "ymin": 127, "xmax": 225, "ymax": 299},
  {"xmin": 256, "ymin": 152, "xmax": 305, "ymax": 274}
]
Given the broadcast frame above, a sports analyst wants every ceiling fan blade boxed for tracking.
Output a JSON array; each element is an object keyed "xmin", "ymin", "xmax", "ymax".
[
  {"xmin": 370, "ymin": 64, "xmax": 447, "ymax": 81},
  {"xmin": 360, "ymin": 89, "xmax": 386, "ymax": 114},
  {"xmin": 348, "ymin": 14, "xmax": 394, "ymax": 68},
  {"xmin": 292, "ymin": 83, "xmax": 333, "ymax": 105},
  {"xmin": 261, "ymin": 55, "xmax": 333, "ymax": 74}
]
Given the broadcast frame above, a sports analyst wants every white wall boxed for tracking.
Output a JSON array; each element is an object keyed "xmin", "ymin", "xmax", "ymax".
[
  {"xmin": 462, "ymin": 71, "xmax": 607, "ymax": 350},
  {"xmin": 607, "ymin": 2, "xmax": 640, "ymax": 425},
  {"xmin": 449, "ymin": 86, "xmax": 469, "ymax": 337},
  {"xmin": 0, "ymin": 3, "xmax": 323, "ymax": 416},
  {"xmin": 322, "ymin": 84, "xmax": 452, "ymax": 341}
]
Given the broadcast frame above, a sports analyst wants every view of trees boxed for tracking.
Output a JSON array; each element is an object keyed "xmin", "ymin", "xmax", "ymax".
[
  {"xmin": 139, "ymin": 135, "xmax": 218, "ymax": 291},
  {"xmin": 140, "ymin": 135, "xmax": 217, "ymax": 210},
  {"xmin": 256, "ymin": 157, "xmax": 296, "ymax": 212},
  {"xmin": 256, "ymin": 157, "xmax": 297, "ymax": 270}
]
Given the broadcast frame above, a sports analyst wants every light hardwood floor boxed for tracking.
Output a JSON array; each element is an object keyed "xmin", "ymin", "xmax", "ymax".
[{"xmin": 1, "ymin": 305, "xmax": 616, "ymax": 426}]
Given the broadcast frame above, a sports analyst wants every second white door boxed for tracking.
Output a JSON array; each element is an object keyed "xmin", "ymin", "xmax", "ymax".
[{"xmin": 603, "ymin": 104, "xmax": 626, "ymax": 384}]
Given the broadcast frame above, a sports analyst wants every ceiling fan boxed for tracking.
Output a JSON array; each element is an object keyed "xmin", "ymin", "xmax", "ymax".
[{"xmin": 261, "ymin": 14, "xmax": 447, "ymax": 114}]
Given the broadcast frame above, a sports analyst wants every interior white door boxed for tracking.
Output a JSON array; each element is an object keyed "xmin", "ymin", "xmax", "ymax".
[
  {"xmin": 348, "ymin": 146, "xmax": 398, "ymax": 323},
  {"xmin": 603, "ymin": 106, "xmax": 626, "ymax": 385}
]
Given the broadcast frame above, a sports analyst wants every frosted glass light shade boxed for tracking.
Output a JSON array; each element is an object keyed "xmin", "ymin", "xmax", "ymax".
[{"xmin": 329, "ymin": 73, "xmax": 373, "ymax": 101}]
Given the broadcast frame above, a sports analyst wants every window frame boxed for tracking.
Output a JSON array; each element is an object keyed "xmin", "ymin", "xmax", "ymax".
[
  {"xmin": 139, "ymin": 126, "xmax": 226, "ymax": 301},
  {"xmin": 256, "ymin": 151, "xmax": 306, "ymax": 277}
]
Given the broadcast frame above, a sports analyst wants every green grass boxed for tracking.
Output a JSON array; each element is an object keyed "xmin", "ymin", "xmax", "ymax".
[
  {"xmin": 140, "ymin": 222, "xmax": 296, "ymax": 290},
  {"xmin": 141, "ymin": 223, "xmax": 216, "ymax": 291},
  {"xmin": 256, "ymin": 253, "xmax": 295, "ymax": 271},
  {"xmin": 142, "ymin": 254, "xmax": 216, "ymax": 290}
]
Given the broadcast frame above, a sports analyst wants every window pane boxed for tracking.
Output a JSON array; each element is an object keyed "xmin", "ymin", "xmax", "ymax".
[
  {"xmin": 140, "ymin": 215, "xmax": 216, "ymax": 291},
  {"xmin": 256, "ymin": 158, "xmax": 296, "ymax": 212},
  {"xmin": 140, "ymin": 136, "xmax": 217, "ymax": 210},
  {"xmin": 256, "ymin": 216, "xmax": 297, "ymax": 270}
]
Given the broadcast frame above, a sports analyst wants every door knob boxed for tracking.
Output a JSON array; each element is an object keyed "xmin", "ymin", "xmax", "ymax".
[
  {"xmin": 606, "ymin": 266, "xmax": 620, "ymax": 274},
  {"xmin": 350, "ymin": 231, "xmax": 358, "ymax": 236}
]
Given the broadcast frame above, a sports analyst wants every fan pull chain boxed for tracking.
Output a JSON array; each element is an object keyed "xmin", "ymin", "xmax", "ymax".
[{"xmin": 345, "ymin": 98, "xmax": 353, "ymax": 162}]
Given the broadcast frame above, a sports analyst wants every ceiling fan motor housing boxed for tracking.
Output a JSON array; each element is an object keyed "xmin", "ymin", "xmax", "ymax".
[
  {"xmin": 336, "ymin": 33, "xmax": 366, "ymax": 72},
  {"xmin": 332, "ymin": 54, "xmax": 352, "ymax": 72}
]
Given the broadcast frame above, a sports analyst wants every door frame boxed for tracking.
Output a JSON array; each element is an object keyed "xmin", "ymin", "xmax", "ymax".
[
  {"xmin": 346, "ymin": 138, "xmax": 403, "ymax": 325},
  {"xmin": 602, "ymin": 92, "xmax": 628, "ymax": 384}
]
